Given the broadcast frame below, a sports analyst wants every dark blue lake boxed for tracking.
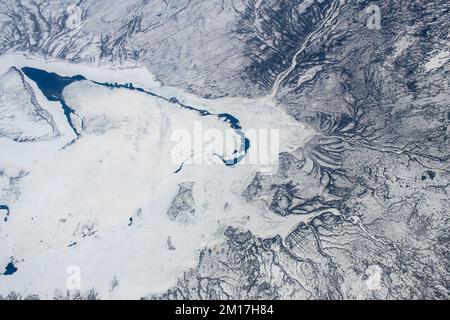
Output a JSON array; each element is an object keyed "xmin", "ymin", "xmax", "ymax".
[
  {"xmin": 21, "ymin": 67, "xmax": 86, "ymax": 136},
  {"xmin": 3, "ymin": 261, "xmax": 17, "ymax": 276}
]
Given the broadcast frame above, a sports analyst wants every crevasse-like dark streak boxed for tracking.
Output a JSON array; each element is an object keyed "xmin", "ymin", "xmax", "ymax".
[
  {"xmin": 20, "ymin": 67, "xmax": 251, "ymax": 167},
  {"xmin": 0, "ymin": 204, "xmax": 9, "ymax": 222}
]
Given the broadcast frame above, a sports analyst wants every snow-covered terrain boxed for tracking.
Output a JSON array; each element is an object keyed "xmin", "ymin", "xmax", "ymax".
[
  {"xmin": 0, "ymin": 67, "xmax": 59, "ymax": 142},
  {"xmin": 0, "ymin": 54, "xmax": 314, "ymax": 298},
  {"xmin": 0, "ymin": 0, "xmax": 449, "ymax": 300}
]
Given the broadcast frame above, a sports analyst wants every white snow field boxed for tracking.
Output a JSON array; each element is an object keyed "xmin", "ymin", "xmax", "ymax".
[{"xmin": 0, "ymin": 54, "xmax": 315, "ymax": 298}]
